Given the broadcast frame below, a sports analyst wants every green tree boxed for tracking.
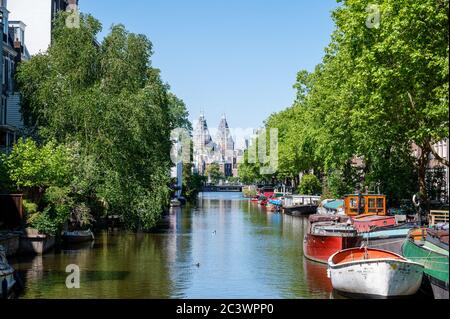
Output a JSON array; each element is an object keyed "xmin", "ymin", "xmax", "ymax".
[
  {"xmin": 205, "ymin": 163, "xmax": 223, "ymax": 184},
  {"xmin": 16, "ymin": 13, "xmax": 190, "ymax": 231},
  {"xmin": 254, "ymin": 0, "xmax": 448, "ymax": 209},
  {"xmin": 298, "ymin": 174, "xmax": 322, "ymax": 195}
]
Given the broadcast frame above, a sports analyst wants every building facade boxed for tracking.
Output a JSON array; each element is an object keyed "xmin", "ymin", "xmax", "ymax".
[
  {"xmin": 8, "ymin": 0, "xmax": 78, "ymax": 56},
  {"xmin": 413, "ymin": 140, "xmax": 450, "ymax": 204},
  {"xmin": 193, "ymin": 113, "xmax": 217, "ymax": 175},
  {"xmin": 1, "ymin": 0, "xmax": 75, "ymax": 152},
  {"xmin": 1, "ymin": 0, "xmax": 29, "ymax": 151},
  {"xmin": 193, "ymin": 113, "xmax": 242, "ymax": 179}
]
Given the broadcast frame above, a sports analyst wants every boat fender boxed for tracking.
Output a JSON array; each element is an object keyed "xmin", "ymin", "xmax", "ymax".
[
  {"xmin": 412, "ymin": 194, "xmax": 420, "ymax": 208},
  {"xmin": 327, "ymin": 269, "xmax": 331, "ymax": 279}
]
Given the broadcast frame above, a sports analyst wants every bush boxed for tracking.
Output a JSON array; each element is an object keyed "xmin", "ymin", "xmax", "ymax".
[
  {"xmin": 298, "ymin": 174, "xmax": 322, "ymax": 195},
  {"xmin": 30, "ymin": 208, "xmax": 60, "ymax": 236}
]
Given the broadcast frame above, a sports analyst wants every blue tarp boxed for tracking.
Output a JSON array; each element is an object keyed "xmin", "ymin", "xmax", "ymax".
[{"xmin": 323, "ymin": 200, "xmax": 344, "ymax": 211}]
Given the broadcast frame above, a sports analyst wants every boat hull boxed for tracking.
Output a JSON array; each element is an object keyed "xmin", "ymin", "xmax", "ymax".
[
  {"xmin": 364, "ymin": 227, "xmax": 413, "ymax": 255},
  {"xmin": 284, "ymin": 205, "xmax": 317, "ymax": 216},
  {"xmin": 402, "ymin": 239, "xmax": 449, "ymax": 299},
  {"xmin": 62, "ymin": 231, "xmax": 95, "ymax": 244},
  {"xmin": 328, "ymin": 257, "xmax": 423, "ymax": 297},
  {"xmin": 303, "ymin": 234, "xmax": 361, "ymax": 264}
]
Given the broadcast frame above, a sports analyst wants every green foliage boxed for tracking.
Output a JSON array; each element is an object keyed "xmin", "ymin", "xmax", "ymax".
[
  {"xmin": 226, "ymin": 176, "xmax": 240, "ymax": 184},
  {"xmin": 182, "ymin": 164, "xmax": 207, "ymax": 201},
  {"xmin": 0, "ymin": 157, "xmax": 13, "ymax": 192},
  {"xmin": 298, "ymin": 174, "xmax": 322, "ymax": 195},
  {"xmin": 16, "ymin": 13, "xmax": 190, "ymax": 231},
  {"xmin": 29, "ymin": 209, "xmax": 60, "ymax": 236},
  {"xmin": 324, "ymin": 166, "xmax": 359, "ymax": 199},
  {"xmin": 3, "ymin": 139, "xmax": 72, "ymax": 189},
  {"xmin": 23, "ymin": 200, "xmax": 38, "ymax": 215},
  {"xmin": 242, "ymin": 0, "xmax": 449, "ymax": 205},
  {"xmin": 205, "ymin": 163, "xmax": 224, "ymax": 184}
]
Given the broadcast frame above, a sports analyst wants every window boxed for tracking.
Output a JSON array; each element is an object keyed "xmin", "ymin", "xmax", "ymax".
[
  {"xmin": 0, "ymin": 97, "xmax": 5, "ymax": 125},
  {"xmin": 377, "ymin": 198, "xmax": 384, "ymax": 208},
  {"xmin": 368, "ymin": 198, "xmax": 376, "ymax": 208}
]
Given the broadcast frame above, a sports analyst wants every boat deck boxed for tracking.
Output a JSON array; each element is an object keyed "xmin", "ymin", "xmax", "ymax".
[{"xmin": 333, "ymin": 249, "xmax": 403, "ymax": 265}]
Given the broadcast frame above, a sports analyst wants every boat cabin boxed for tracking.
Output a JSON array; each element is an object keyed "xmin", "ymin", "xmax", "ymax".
[{"xmin": 344, "ymin": 194, "xmax": 387, "ymax": 216}]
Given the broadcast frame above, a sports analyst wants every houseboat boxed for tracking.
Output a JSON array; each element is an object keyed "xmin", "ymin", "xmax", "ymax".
[
  {"xmin": 282, "ymin": 195, "xmax": 321, "ymax": 216},
  {"xmin": 402, "ymin": 226, "xmax": 449, "ymax": 299},
  {"xmin": 303, "ymin": 214, "xmax": 361, "ymax": 264},
  {"xmin": 328, "ymin": 247, "xmax": 424, "ymax": 297},
  {"xmin": 317, "ymin": 199, "xmax": 344, "ymax": 215},
  {"xmin": 344, "ymin": 194, "xmax": 387, "ymax": 217}
]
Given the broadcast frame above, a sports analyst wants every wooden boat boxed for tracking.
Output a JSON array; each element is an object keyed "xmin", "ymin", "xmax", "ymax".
[
  {"xmin": 62, "ymin": 230, "xmax": 95, "ymax": 244},
  {"xmin": 402, "ymin": 227, "xmax": 449, "ymax": 299},
  {"xmin": 303, "ymin": 215, "xmax": 361, "ymax": 264},
  {"xmin": 0, "ymin": 246, "xmax": 16, "ymax": 299},
  {"xmin": 328, "ymin": 247, "xmax": 424, "ymax": 297}
]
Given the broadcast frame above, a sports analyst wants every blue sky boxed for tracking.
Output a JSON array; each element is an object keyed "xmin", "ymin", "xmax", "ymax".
[{"xmin": 80, "ymin": 0, "xmax": 340, "ymax": 133}]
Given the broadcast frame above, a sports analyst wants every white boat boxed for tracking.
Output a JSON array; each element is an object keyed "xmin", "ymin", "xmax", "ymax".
[
  {"xmin": 328, "ymin": 247, "xmax": 424, "ymax": 297},
  {"xmin": 0, "ymin": 245, "xmax": 16, "ymax": 299}
]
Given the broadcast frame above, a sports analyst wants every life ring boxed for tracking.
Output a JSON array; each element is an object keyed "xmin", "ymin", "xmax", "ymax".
[{"xmin": 412, "ymin": 194, "xmax": 420, "ymax": 208}]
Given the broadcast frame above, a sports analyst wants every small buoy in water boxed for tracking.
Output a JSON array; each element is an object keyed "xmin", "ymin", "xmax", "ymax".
[
  {"xmin": 195, "ymin": 263, "xmax": 200, "ymax": 268},
  {"xmin": 212, "ymin": 230, "xmax": 217, "ymax": 235}
]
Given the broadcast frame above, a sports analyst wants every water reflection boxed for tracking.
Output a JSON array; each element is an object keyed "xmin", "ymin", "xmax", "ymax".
[{"xmin": 12, "ymin": 192, "xmax": 333, "ymax": 299}]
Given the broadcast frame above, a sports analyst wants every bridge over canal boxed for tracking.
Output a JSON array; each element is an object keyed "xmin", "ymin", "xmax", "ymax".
[{"xmin": 202, "ymin": 185, "xmax": 243, "ymax": 192}]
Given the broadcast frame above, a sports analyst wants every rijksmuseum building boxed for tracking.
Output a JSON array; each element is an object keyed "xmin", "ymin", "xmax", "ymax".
[{"xmin": 193, "ymin": 113, "xmax": 244, "ymax": 179}]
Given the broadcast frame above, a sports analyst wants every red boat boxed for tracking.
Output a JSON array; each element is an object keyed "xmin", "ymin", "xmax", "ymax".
[
  {"xmin": 303, "ymin": 215, "xmax": 361, "ymax": 264},
  {"xmin": 260, "ymin": 186, "xmax": 275, "ymax": 199}
]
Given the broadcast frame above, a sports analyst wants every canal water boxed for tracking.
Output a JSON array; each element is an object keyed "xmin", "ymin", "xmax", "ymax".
[{"xmin": 11, "ymin": 192, "xmax": 334, "ymax": 299}]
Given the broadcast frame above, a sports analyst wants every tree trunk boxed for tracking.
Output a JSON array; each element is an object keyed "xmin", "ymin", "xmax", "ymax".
[{"xmin": 417, "ymin": 143, "xmax": 431, "ymax": 225}]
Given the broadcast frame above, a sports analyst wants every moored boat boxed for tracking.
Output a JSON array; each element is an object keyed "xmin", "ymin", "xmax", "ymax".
[
  {"xmin": 303, "ymin": 215, "xmax": 361, "ymax": 264},
  {"xmin": 352, "ymin": 214, "xmax": 396, "ymax": 233},
  {"xmin": 62, "ymin": 229, "xmax": 95, "ymax": 244},
  {"xmin": 283, "ymin": 195, "xmax": 320, "ymax": 216},
  {"xmin": 402, "ymin": 227, "xmax": 449, "ymax": 299},
  {"xmin": 328, "ymin": 247, "xmax": 424, "ymax": 297},
  {"xmin": 363, "ymin": 223, "xmax": 416, "ymax": 255},
  {"xmin": 0, "ymin": 245, "xmax": 16, "ymax": 299}
]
